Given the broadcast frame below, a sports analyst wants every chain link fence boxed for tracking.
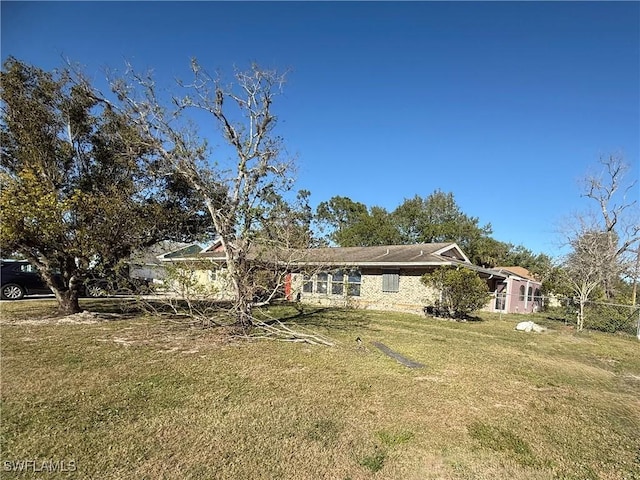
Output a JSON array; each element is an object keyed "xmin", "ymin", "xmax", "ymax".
[{"xmin": 541, "ymin": 295, "xmax": 639, "ymax": 336}]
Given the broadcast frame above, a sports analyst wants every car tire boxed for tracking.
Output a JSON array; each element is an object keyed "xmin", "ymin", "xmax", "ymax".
[{"xmin": 2, "ymin": 284, "xmax": 25, "ymax": 300}]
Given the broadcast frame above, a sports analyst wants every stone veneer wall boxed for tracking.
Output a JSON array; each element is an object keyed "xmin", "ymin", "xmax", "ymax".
[
  {"xmin": 291, "ymin": 269, "xmax": 440, "ymax": 315},
  {"xmin": 172, "ymin": 265, "xmax": 525, "ymax": 316}
]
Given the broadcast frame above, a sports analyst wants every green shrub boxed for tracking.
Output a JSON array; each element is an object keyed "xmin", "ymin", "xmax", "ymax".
[
  {"xmin": 422, "ymin": 266, "xmax": 491, "ymax": 319},
  {"xmin": 584, "ymin": 303, "xmax": 637, "ymax": 335}
]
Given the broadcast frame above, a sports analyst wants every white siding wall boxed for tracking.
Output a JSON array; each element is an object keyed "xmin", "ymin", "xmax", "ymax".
[{"xmin": 165, "ymin": 265, "xmax": 234, "ymax": 300}]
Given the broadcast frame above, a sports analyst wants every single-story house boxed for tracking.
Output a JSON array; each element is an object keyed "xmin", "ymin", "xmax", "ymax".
[
  {"xmin": 164, "ymin": 241, "xmax": 543, "ymax": 315},
  {"xmin": 284, "ymin": 243, "xmax": 543, "ymax": 315}
]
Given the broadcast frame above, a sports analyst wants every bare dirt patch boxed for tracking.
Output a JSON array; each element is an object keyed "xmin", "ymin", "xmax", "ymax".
[{"xmin": 1, "ymin": 310, "xmax": 129, "ymax": 326}]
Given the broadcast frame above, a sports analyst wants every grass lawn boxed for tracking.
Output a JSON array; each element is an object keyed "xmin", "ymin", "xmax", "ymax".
[{"xmin": 1, "ymin": 299, "xmax": 639, "ymax": 479}]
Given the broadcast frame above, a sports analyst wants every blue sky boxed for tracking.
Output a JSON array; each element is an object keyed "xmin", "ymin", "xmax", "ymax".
[{"xmin": 2, "ymin": 1, "xmax": 638, "ymax": 257}]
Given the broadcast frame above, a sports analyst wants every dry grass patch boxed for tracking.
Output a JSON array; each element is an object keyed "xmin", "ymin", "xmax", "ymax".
[{"xmin": 1, "ymin": 301, "xmax": 639, "ymax": 479}]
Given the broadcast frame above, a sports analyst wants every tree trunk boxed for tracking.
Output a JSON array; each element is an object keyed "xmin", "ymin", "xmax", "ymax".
[
  {"xmin": 56, "ymin": 290, "xmax": 82, "ymax": 315},
  {"xmin": 577, "ymin": 299, "xmax": 585, "ymax": 332},
  {"xmin": 234, "ymin": 294, "xmax": 254, "ymax": 333},
  {"xmin": 225, "ymin": 249, "xmax": 255, "ymax": 334},
  {"xmin": 632, "ymin": 249, "xmax": 639, "ymax": 306},
  {"xmin": 31, "ymin": 255, "xmax": 84, "ymax": 315},
  {"xmin": 231, "ymin": 268, "xmax": 255, "ymax": 333},
  {"xmin": 46, "ymin": 271, "xmax": 83, "ymax": 315}
]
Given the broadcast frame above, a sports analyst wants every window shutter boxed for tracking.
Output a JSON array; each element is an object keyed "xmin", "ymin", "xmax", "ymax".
[{"xmin": 382, "ymin": 272, "xmax": 399, "ymax": 292}]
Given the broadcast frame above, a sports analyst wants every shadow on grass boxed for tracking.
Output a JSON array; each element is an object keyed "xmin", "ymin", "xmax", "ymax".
[
  {"xmin": 256, "ymin": 304, "xmax": 375, "ymax": 333},
  {"xmin": 81, "ymin": 298, "xmax": 376, "ymax": 335},
  {"xmin": 80, "ymin": 298, "xmax": 144, "ymax": 315},
  {"xmin": 424, "ymin": 313, "xmax": 484, "ymax": 323}
]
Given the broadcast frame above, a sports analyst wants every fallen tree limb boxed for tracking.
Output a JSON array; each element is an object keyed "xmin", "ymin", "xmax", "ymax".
[{"xmin": 251, "ymin": 318, "xmax": 334, "ymax": 346}]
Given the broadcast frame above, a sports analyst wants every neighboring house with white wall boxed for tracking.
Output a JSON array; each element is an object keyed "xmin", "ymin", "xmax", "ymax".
[{"xmin": 129, "ymin": 242, "xmax": 203, "ymax": 284}]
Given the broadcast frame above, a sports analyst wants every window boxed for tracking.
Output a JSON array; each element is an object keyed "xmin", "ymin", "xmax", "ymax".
[
  {"xmin": 303, "ymin": 270, "xmax": 361, "ymax": 296},
  {"xmin": 316, "ymin": 272, "xmax": 328, "ymax": 294},
  {"xmin": 382, "ymin": 271, "xmax": 399, "ymax": 293},
  {"xmin": 519, "ymin": 285, "xmax": 525, "ymax": 301},
  {"xmin": 347, "ymin": 270, "xmax": 361, "ymax": 296},
  {"xmin": 534, "ymin": 288, "xmax": 542, "ymax": 308},
  {"xmin": 527, "ymin": 287, "xmax": 533, "ymax": 302},
  {"xmin": 495, "ymin": 292, "xmax": 506, "ymax": 310},
  {"xmin": 302, "ymin": 274, "xmax": 313, "ymax": 293},
  {"xmin": 19, "ymin": 263, "xmax": 37, "ymax": 273},
  {"xmin": 331, "ymin": 270, "xmax": 344, "ymax": 295}
]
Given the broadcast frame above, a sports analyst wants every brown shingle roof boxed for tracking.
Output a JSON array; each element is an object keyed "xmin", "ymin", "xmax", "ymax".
[
  {"xmin": 495, "ymin": 266, "xmax": 538, "ymax": 281},
  {"xmin": 182, "ymin": 242, "xmax": 470, "ymax": 267},
  {"xmin": 288, "ymin": 243, "xmax": 468, "ymax": 266}
]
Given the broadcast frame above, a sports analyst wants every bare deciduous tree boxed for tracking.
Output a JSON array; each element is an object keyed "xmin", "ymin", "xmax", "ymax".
[
  {"xmin": 581, "ymin": 154, "xmax": 640, "ymax": 294},
  {"xmin": 559, "ymin": 154, "xmax": 639, "ymax": 331},
  {"xmin": 561, "ymin": 227, "xmax": 619, "ymax": 331},
  {"xmin": 108, "ymin": 61, "xmax": 327, "ymax": 342}
]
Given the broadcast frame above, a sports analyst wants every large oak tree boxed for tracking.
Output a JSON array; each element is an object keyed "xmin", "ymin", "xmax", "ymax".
[{"xmin": 0, "ymin": 58, "xmax": 204, "ymax": 314}]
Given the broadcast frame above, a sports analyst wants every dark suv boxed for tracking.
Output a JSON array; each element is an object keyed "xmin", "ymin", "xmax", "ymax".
[
  {"xmin": 1, "ymin": 260, "xmax": 152, "ymax": 300},
  {"xmin": 0, "ymin": 260, "xmax": 55, "ymax": 300}
]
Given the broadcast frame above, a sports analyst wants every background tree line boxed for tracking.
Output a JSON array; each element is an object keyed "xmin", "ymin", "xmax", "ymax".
[{"xmin": 314, "ymin": 190, "xmax": 553, "ymax": 275}]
